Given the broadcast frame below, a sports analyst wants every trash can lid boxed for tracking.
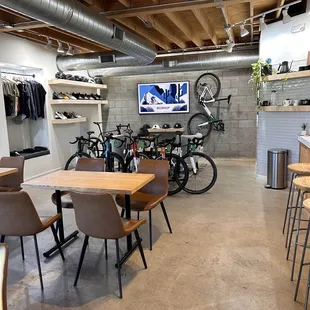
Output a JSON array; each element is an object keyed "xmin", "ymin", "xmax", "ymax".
[{"xmin": 268, "ymin": 148, "xmax": 288, "ymax": 154}]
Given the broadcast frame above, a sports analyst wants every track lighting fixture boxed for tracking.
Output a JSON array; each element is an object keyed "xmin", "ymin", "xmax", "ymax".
[
  {"xmin": 282, "ymin": 7, "xmax": 292, "ymax": 24},
  {"xmin": 226, "ymin": 40, "xmax": 235, "ymax": 53},
  {"xmin": 57, "ymin": 40, "xmax": 65, "ymax": 54},
  {"xmin": 259, "ymin": 16, "xmax": 268, "ymax": 31},
  {"xmin": 66, "ymin": 44, "xmax": 74, "ymax": 56},
  {"xmin": 239, "ymin": 23, "xmax": 249, "ymax": 37},
  {"xmin": 44, "ymin": 37, "xmax": 53, "ymax": 50}
]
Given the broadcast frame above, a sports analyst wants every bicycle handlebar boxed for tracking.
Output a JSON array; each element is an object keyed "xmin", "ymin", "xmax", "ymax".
[{"xmin": 69, "ymin": 136, "xmax": 84, "ymax": 144}]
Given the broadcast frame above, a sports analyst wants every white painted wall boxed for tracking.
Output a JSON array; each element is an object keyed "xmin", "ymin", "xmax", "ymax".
[
  {"xmin": 260, "ymin": 0, "xmax": 310, "ymax": 70},
  {"xmin": 0, "ymin": 33, "xmax": 85, "ymax": 179}
]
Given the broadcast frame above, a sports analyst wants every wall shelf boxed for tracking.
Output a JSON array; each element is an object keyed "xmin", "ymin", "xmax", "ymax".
[
  {"xmin": 148, "ymin": 128, "xmax": 185, "ymax": 133},
  {"xmin": 263, "ymin": 70, "xmax": 310, "ymax": 82},
  {"xmin": 49, "ymin": 99, "xmax": 108, "ymax": 105},
  {"xmin": 48, "ymin": 79, "xmax": 107, "ymax": 89},
  {"xmin": 258, "ymin": 106, "xmax": 310, "ymax": 112},
  {"xmin": 51, "ymin": 117, "xmax": 87, "ymax": 124}
]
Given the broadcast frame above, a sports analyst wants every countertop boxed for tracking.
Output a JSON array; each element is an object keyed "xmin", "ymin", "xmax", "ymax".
[{"xmin": 298, "ymin": 136, "xmax": 310, "ymax": 148}]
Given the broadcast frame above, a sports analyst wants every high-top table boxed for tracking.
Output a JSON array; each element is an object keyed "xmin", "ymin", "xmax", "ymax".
[
  {"xmin": 0, "ymin": 168, "xmax": 18, "ymax": 177},
  {"xmin": 22, "ymin": 170, "xmax": 155, "ymax": 265}
]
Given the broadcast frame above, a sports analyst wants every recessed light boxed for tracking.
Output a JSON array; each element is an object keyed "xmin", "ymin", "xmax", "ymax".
[{"xmin": 16, "ymin": 29, "xmax": 24, "ymax": 33}]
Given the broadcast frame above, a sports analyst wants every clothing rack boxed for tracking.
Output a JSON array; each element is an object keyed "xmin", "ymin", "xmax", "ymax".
[{"xmin": 1, "ymin": 71, "xmax": 35, "ymax": 78}]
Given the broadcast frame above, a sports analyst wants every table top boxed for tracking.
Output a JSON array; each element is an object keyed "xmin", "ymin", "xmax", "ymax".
[
  {"xmin": 0, "ymin": 168, "xmax": 18, "ymax": 177},
  {"xmin": 22, "ymin": 170, "xmax": 155, "ymax": 195}
]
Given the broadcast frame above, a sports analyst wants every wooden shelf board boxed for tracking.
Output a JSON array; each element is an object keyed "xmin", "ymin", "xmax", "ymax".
[
  {"xmin": 51, "ymin": 117, "xmax": 87, "ymax": 124},
  {"xmin": 258, "ymin": 106, "xmax": 310, "ymax": 112},
  {"xmin": 147, "ymin": 128, "xmax": 185, "ymax": 133},
  {"xmin": 263, "ymin": 70, "xmax": 310, "ymax": 82},
  {"xmin": 48, "ymin": 79, "xmax": 107, "ymax": 89},
  {"xmin": 49, "ymin": 99, "xmax": 108, "ymax": 105}
]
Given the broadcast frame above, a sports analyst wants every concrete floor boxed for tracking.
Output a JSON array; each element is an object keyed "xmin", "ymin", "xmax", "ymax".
[{"xmin": 5, "ymin": 160, "xmax": 308, "ymax": 309}]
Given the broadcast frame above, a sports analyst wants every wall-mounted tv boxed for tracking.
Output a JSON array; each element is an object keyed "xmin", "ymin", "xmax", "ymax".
[{"xmin": 138, "ymin": 81, "xmax": 189, "ymax": 114}]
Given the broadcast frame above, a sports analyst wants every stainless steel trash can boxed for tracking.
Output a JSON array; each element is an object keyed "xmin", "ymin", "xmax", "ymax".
[{"xmin": 266, "ymin": 149, "xmax": 288, "ymax": 189}]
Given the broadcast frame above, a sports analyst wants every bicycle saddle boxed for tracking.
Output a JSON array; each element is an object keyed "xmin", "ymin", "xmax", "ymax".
[
  {"xmin": 182, "ymin": 133, "xmax": 203, "ymax": 139},
  {"xmin": 87, "ymin": 131, "xmax": 94, "ymax": 135}
]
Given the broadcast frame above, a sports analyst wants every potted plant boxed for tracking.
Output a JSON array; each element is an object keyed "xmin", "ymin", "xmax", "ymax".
[
  {"xmin": 301, "ymin": 123, "xmax": 307, "ymax": 136},
  {"xmin": 249, "ymin": 58, "xmax": 272, "ymax": 104}
]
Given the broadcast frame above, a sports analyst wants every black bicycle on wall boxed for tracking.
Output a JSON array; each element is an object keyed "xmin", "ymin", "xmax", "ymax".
[{"xmin": 187, "ymin": 72, "xmax": 232, "ymax": 139}]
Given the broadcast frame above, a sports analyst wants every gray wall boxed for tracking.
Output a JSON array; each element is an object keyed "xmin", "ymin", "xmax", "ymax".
[{"xmin": 102, "ymin": 68, "xmax": 257, "ymax": 158}]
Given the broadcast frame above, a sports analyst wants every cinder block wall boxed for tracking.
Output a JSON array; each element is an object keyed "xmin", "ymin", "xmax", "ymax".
[{"xmin": 102, "ymin": 68, "xmax": 257, "ymax": 158}]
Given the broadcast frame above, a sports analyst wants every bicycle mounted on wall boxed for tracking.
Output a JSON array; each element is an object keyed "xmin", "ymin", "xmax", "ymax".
[{"xmin": 187, "ymin": 73, "xmax": 232, "ymax": 139}]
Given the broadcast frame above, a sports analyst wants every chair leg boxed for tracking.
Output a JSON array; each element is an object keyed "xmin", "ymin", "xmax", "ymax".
[
  {"xmin": 50, "ymin": 224, "xmax": 65, "ymax": 261},
  {"xmin": 285, "ymin": 183, "xmax": 296, "ymax": 248},
  {"xmin": 149, "ymin": 210, "xmax": 152, "ymax": 251},
  {"xmin": 305, "ymin": 268, "xmax": 310, "ymax": 310},
  {"xmin": 134, "ymin": 230, "xmax": 147, "ymax": 269},
  {"xmin": 33, "ymin": 235, "xmax": 43, "ymax": 291},
  {"xmin": 74, "ymin": 235, "xmax": 89, "ymax": 286},
  {"xmin": 104, "ymin": 239, "xmax": 108, "ymax": 260},
  {"xmin": 20, "ymin": 236, "xmax": 25, "ymax": 261},
  {"xmin": 160, "ymin": 201, "xmax": 172, "ymax": 233},
  {"xmin": 137, "ymin": 211, "xmax": 140, "ymax": 220},
  {"xmin": 121, "ymin": 209, "xmax": 125, "ymax": 218},
  {"xmin": 283, "ymin": 173, "xmax": 294, "ymax": 234},
  {"xmin": 0, "ymin": 235, "xmax": 5, "ymax": 243},
  {"xmin": 115, "ymin": 239, "xmax": 122, "ymax": 299}
]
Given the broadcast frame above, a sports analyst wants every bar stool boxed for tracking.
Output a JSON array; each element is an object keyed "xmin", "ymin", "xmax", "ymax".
[
  {"xmin": 288, "ymin": 177, "xmax": 310, "ymax": 282},
  {"xmin": 294, "ymin": 197, "xmax": 310, "ymax": 307},
  {"xmin": 284, "ymin": 163, "xmax": 310, "ymax": 249}
]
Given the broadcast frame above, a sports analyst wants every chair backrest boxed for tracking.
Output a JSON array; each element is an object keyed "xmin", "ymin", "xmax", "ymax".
[
  {"xmin": 70, "ymin": 191, "xmax": 126, "ymax": 239},
  {"xmin": 75, "ymin": 158, "xmax": 105, "ymax": 172},
  {"xmin": 138, "ymin": 159, "xmax": 169, "ymax": 196},
  {"xmin": 0, "ymin": 244, "xmax": 8, "ymax": 310},
  {"xmin": 0, "ymin": 192, "xmax": 43, "ymax": 236},
  {"xmin": 0, "ymin": 157, "xmax": 24, "ymax": 189}
]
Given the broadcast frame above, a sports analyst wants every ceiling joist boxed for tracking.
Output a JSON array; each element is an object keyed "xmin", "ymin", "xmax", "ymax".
[
  {"xmin": 275, "ymin": 0, "xmax": 286, "ymax": 18},
  {"xmin": 0, "ymin": 22, "xmax": 46, "ymax": 33}
]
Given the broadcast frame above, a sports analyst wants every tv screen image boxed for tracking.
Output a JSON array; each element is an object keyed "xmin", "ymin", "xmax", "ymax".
[{"xmin": 138, "ymin": 81, "xmax": 189, "ymax": 114}]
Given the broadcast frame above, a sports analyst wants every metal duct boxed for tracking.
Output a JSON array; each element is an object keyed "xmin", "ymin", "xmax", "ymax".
[
  {"xmin": 89, "ymin": 48, "xmax": 259, "ymax": 77},
  {"xmin": 0, "ymin": 0, "xmax": 156, "ymax": 65}
]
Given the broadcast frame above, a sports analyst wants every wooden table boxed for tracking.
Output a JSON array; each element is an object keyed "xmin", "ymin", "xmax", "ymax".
[
  {"xmin": 22, "ymin": 170, "xmax": 155, "ymax": 264},
  {"xmin": 0, "ymin": 168, "xmax": 18, "ymax": 177}
]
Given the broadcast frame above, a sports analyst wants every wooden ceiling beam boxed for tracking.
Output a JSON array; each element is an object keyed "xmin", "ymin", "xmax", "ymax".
[
  {"xmin": 103, "ymin": 0, "xmax": 251, "ymax": 19},
  {"xmin": 115, "ymin": 17, "xmax": 171, "ymax": 50},
  {"xmin": 0, "ymin": 22, "xmax": 47, "ymax": 33},
  {"xmin": 275, "ymin": 0, "xmax": 286, "ymax": 18},
  {"xmin": 144, "ymin": 15, "xmax": 186, "ymax": 49},
  {"xmin": 164, "ymin": 12, "xmax": 203, "ymax": 47},
  {"xmin": 192, "ymin": 9, "xmax": 219, "ymax": 46}
]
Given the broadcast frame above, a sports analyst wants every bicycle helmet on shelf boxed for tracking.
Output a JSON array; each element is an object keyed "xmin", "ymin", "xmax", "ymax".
[
  {"xmin": 152, "ymin": 124, "xmax": 160, "ymax": 129},
  {"xmin": 94, "ymin": 77, "xmax": 103, "ymax": 84},
  {"xmin": 65, "ymin": 74, "xmax": 74, "ymax": 80},
  {"xmin": 88, "ymin": 78, "xmax": 95, "ymax": 84},
  {"xmin": 74, "ymin": 75, "xmax": 83, "ymax": 82},
  {"xmin": 55, "ymin": 72, "xmax": 66, "ymax": 79},
  {"xmin": 174, "ymin": 123, "xmax": 182, "ymax": 129},
  {"xmin": 162, "ymin": 123, "xmax": 171, "ymax": 129},
  {"xmin": 82, "ymin": 77, "xmax": 89, "ymax": 83},
  {"xmin": 140, "ymin": 124, "xmax": 151, "ymax": 136}
]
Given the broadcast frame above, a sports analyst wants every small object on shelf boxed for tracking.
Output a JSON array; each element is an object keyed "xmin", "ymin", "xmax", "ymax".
[
  {"xmin": 301, "ymin": 123, "xmax": 307, "ymax": 136},
  {"xmin": 270, "ymin": 90, "xmax": 277, "ymax": 105},
  {"xmin": 282, "ymin": 99, "xmax": 292, "ymax": 106},
  {"xmin": 55, "ymin": 111, "xmax": 67, "ymax": 120},
  {"xmin": 299, "ymin": 99, "xmax": 310, "ymax": 105},
  {"xmin": 51, "ymin": 117, "xmax": 87, "ymax": 124},
  {"xmin": 162, "ymin": 124, "xmax": 171, "ymax": 129},
  {"xmin": 260, "ymin": 101, "xmax": 270, "ymax": 106},
  {"xmin": 152, "ymin": 124, "xmax": 160, "ymax": 129},
  {"xmin": 174, "ymin": 123, "xmax": 182, "ymax": 129}
]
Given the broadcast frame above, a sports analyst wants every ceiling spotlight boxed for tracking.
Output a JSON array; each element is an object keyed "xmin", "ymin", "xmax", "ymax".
[
  {"xmin": 57, "ymin": 40, "xmax": 65, "ymax": 53},
  {"xmin": 259, "ymin": 16, "xmax": 268, "ymax": 31},
  {"xmin": 66, "ymin": 44, "xmax": 74, "ymax": 56},
  {"xmin": 16, "ymin": 29, "xmax": 24, "ymax": 33},
  {"xmin": 282, "ymin": 7, "xmax": 292, "ymax": 24},
  {"xmin": 239, "ymin": 23, "xmax": 249, "ymax": 37},
  {"xmin": 226, "ymin": 40, "xmax": 235, "ymax": 53},
  {"xmin": 44, "ymin": 37, "xmax": 53, "ymax": 50}
]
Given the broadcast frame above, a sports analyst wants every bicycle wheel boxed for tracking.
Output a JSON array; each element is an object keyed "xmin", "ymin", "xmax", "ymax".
[
  {"xmin": 125, "ymin": 153, "xmax": 149, "ymax": 173},
  {"xmin": 104, "ymin": 152, "xmax": 124, "ymax": 172},
  {"xmin": 182, "ymin": 152, "xmax": 217, "ymax": 194},
  {"xmin": 195, "ymin": 72, "xmax": 221, "ymax": 101},
  {"xmin": 187, "ymin": 113, "xmax": 213, "ymax": 139},
  {"xmin": 64, "ymin": 152, "xmax": 91, "ymax": 170},
  {"xmin": 157, "ymin": 154, "xmax": 189, "ymax": 196}
]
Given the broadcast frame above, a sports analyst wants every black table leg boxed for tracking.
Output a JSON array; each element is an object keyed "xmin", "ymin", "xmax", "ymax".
[{"xmin": 43, "ymin": 190, "xmax": 79, "ymax": 258}]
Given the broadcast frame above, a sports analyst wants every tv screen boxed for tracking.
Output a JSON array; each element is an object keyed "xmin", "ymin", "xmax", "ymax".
[{"xmin": 138, "ymin": 81, "xmax": 190, "ymax": 114}]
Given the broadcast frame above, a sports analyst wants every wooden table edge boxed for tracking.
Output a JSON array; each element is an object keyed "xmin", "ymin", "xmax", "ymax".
[{"xmin": 0, "ymin": 168, "xmax": 18, "ymax": 177}]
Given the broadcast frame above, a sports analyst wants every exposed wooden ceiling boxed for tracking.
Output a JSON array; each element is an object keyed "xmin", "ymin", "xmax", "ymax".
[{"xmin": 0, "ymin": 0, "xmax": 302, "ymax": 54}]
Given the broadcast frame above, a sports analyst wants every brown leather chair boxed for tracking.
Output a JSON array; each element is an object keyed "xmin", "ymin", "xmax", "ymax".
[
  {"xmin": 0, "ymin": 192, "xmax": 65, "ymax": 290},
  {"xmin": 70, "ymin": 191, "xmax": 147, "ymax": 299},
  {"xmin": 0, "ymin": 244, "xmax": 8, "ymax": 310},
  {"xmin": 116, "ymin": 159, "xmax": 172, "ymax": 251},
  {"xmin": 0, "ymin": 156, "xmax": 24, "ymax": 192},
  {"xmin": 51, "ymin": 158, "xmax": 105, "ymax": 208}
]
